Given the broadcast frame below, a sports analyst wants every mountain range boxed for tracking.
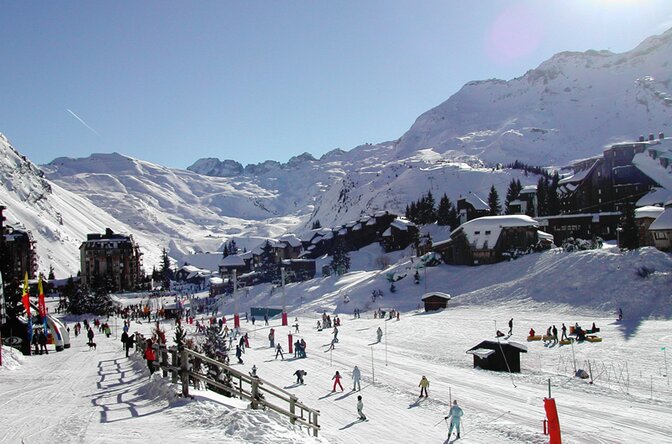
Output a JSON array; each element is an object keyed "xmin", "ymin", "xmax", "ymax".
[{"xmin": 2, "ymin": 28, "xmax": 671, "ymax": 277}]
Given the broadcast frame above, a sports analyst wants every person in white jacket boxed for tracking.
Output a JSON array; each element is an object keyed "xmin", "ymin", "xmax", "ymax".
[
  {"xmin": 445, "ymin": 400, "xmax": 464, "ymax": 439},
  {"xmin": 351, "ymin": 365, "xmax": 361, "ymax": 391},
  {"xmin": 357, "ymin": 395, "xmax": 366, "ymax": 420}
]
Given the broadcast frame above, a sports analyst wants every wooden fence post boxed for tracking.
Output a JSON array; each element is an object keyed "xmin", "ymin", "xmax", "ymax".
[
  {"xmin": 161, "ymin": 345, "xmax": 168, "ymax": 378},
  {"xmin": 170, "ymin": 347, "xmax": 178, "ymax": 384},
  {"xmin": 250, "ymin": 377, "xmax": 259, "ymax": 409},
  {"xmin": 289, "ymin": 395, "xmax": 297, "ymax": 424},
  {"xmin": 180, "ymin": 348, "xmax": 189, "ymax": 398},
  {"xmin": 312, "ymin": 410, "xmax": 319, "ymax": 437}
]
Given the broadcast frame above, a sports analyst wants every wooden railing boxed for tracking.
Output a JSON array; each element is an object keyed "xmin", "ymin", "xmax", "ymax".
[{"xmin": 137, "ymin": 338, "xmax": 320, "ymax": 437}]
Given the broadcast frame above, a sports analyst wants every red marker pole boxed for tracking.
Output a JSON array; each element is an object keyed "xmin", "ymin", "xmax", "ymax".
[
  {"xmin": 281, "ymin": 267, "xmax": 288, "ymax": 326},
  {"xmin": 233, "ymin": 270, "xmax": 240, "ymax": 329},
  {"xmin": 288, "ymin": 333, "xmax": 293, "ymax": 354},
  {"xmin": 544, "ymin": 379, "xmax": 562, "ymax": 444}
]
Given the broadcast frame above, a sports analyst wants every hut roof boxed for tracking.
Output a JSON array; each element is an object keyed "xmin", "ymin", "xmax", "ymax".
[{"xmin": 421, "ymin": 292, "xmax": 451, "ymax": 301}]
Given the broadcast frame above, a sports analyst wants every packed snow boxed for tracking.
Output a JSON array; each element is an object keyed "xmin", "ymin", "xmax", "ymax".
[{"xmin": 2, "ymin": 245, "xmax": 671, "ymax": 443}]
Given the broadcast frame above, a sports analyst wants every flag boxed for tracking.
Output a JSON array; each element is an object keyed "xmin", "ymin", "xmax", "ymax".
[
  {"xmin": 21, "ymin": 272, "xmax": 31, "ymax": 317},
  {"xmin": 38, "ymin": 275, "xmax": 48, "ymax": 333}
]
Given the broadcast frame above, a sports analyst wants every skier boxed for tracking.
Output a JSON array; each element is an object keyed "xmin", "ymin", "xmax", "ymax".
[
  {"xmin": 300, "ymin": 338, "xmax": 307, "ymax": 358},
  {"xmin": 376, "ymin": 327, "xmax": 383, "ymax": 343},
  {"xmin": 561, "ymin": 323, "xmax": 568, "ymax": 341},
  {"xmin": 268, "ymin": 328, "xmax": 275, "ymax": 348},
  {"xmin": 294, "ymin": 369, "xmax": 306, "ymax": 384},
  {"xmin": 332, "ymin": 371, "xmax": 344, "ymax": 392},
  {"xmin": 444, "ymin": 400, "xmax": 464, "ymax": 439},
  {"xmin": 419, "ymin": 375, "xmax": 430, "ymax": 398},
  {"xmin": 508, "ymin": 318, "xmax": 513, "ymax": 335},
  {"xmin": 275, "ymin": 343, "xmax": 284, "ymax": 360},
  {"xmin": 38, "ymin": 329, "xmax": 48, "ymax": 355},
  {"xmin": 357, "ymin": 395, "xmax": 367, "ymax": 420},
  {"xmin": 87, "ymin": 327, "xmax": 95, "ymax": 347},
  {"xmin": 352, "ymin": 365, "xmax": 361, "ymax": 391},
  {"xmin": 328, "ymin": 337, "xmax": 337, "ymax": 351},
  {"xmin": 264, "ymin": 314, "xmax": 269, "ymax": 326},
  {"xmin": 618, "ymin": 308, "xmax": 623, "ymax": 321},
  {"xmin": 144, "ymin": 340, "xmax": 156, "ymax": 376},
  {"xmin": 250, "ymin": 365, "xmax": 258, "ymax": 378},
  {"xmin": 333, "ymin": 326, "xmax": 339, "ymax": 341},
  {"xmin": 236, "ymin": 345, "xmax": 244, "ymax": 364}
]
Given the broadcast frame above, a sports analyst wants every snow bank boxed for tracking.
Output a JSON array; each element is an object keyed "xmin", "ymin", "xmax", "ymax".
[{"xmin": 0, "ymin": 345, "xmax": 25, "ymax": 370}]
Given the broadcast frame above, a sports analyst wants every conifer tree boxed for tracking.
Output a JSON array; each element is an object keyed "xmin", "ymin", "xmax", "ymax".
[
  {"xmin": 504, "ymin": 179, "xmax": 522, "ymax": 214},
  {"xmin": 619, "ymin": 203, "xmax": 639, "ymax": 250},
  {"xmin": 330, "ymin": 238, "xmax": 351, "ymax": 275},
  {"xmin": 487, "ymin": 185, "xmax": 501, "ymax": 216},
  {"xmin": 258, "ymin": 241, "xmax": 279, "ymax": 283}
]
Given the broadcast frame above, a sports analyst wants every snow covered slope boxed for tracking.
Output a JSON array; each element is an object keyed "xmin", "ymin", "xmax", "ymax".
[
  {"xmin": 394, "ymin": 28, "xmax": 672, "ymax": 166},
  {"xmin": 0, "ymin": 134, "xmax": 163, "ymax": 277}
]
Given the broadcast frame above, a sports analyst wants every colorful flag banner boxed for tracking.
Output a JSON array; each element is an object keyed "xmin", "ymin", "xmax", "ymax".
[
  {"xmin": 38, "ymin": 275, "xmax": 48, "ymax": 333},
  {"xmin": 0, "ymin": 271, "xmax": 5, "ymax": 325},
  {"xmin": 21, "ymin": 272, "xmax": 31, "ymax": 317}
]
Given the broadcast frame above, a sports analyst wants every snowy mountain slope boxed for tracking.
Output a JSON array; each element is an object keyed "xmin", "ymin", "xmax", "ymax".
[
  {"xmin": 0, "ymin": 134, "xmax": 163, "ymax": 278},
  {"xmin": 394, "ymin": 28, "xmax": 672, "ymax": 166}
]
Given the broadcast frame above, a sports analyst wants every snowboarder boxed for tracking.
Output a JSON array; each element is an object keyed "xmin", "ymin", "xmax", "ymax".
[
  {"xmin": 419, "ymin": 375, "xmax": 429, "ymax": 397},
  {"xmin": 294, "ymin": 369, "xmax": 306, "ymax": 384},
  {"xmin": 508, "ymin": 318, "xmax": 513, "ymax": 335},
  {"xmin": 275, "ymin": 343, "xmax": 284, "ymax": 360},
  {"xmin": 376, "ymin": 327, "xmax": 383, "ymax": 343},
  {"xmin": 352, "ymin": 365, "xmax": 361, "ymax": 391},
  {"xmin": 357, "ymin": 395, "xmax": 367, "ymax": 420},
  {"xmin": 332, "ymin": 371, "xmax": 344, "ymax": 392},
  {"xmin": 445, "ymin": 400, "xmax": 464, "ymax": 439}
]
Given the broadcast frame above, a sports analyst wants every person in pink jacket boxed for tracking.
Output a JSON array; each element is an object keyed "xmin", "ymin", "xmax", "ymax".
[{"xmin": 332, "ymin": 371, "xmax": 344, "ymax": 392}]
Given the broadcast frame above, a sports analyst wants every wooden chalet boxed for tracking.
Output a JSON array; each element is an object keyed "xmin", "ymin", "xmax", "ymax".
[
  {"xmin": 466, "ymin": 340, "xmax": 527, "ymax": 373},
  {"xmin": 436, "ymin": 215, "xmax": 540, "ymax": 266},
  {"xmin": 175, "ymin": 264, "xmax": 212, "ymax": 286},
  {"xmin": 457, "ymin": 194, "xmax": 490, "ymax": 225},
  {"xmin": 634, "ymin": 206, "xmax": 665, "ymax": 247},
  {"xmin": 219, "ymin": 252, "xmax": 253, "ymax": 278},
  {"xmin": 535, "ymin": 212, "xmax": 620, "ymax": 245},
  {"xmin": 649, "ymin": 200, "xmax": 672, "ymax": 252},
  {"xmin": 421, "ymin": 292, "xmax": 451, "ymax": 312},
  {"xmin": 380, "ymin": 217, "xmax": 419, "ymax": 252}
]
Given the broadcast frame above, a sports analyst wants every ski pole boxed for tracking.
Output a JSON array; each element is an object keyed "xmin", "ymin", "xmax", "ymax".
[{"xmin": 433, "ymin": 417, "xmax": 446, "ymax": 427}]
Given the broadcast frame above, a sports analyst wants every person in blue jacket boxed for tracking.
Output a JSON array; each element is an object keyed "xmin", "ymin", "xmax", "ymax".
[{"xmin": 445, "ymin": 400, "xmax": 464, "ymax": 439}]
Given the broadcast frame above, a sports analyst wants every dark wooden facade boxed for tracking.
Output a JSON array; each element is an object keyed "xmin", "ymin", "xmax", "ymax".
[
  {"xmin": 421, "ymin": 293, "xmax": 451, "ymax": 312},
  {"xmin": 535, "ymin": 212, "xmax": 620, "ymax": 245},
  {"xmin": 79, "ymin": 228, "xmax": 143, "ymax": 292},
  {"xmin": 467, "ymin": 340, "xmax": 527, "ymax": 373}
]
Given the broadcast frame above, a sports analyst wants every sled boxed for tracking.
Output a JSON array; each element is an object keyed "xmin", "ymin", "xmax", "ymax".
[
  {"xmin": 559, "ymin": 339, "xmax": 573, "ymax": 345},
  {"xmin": 527, "ymin": 335, "xmax": 542, "ymax": 341},
  {"xmin": 542, "ymin": 335, "xmax": 554, "ymax": 342},
  {"xmin": 585, "ymin": 336, "xmax": 602, "ymax": 343}
]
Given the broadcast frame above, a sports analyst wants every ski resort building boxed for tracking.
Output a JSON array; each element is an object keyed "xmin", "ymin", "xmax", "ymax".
[
  {"xmin": 648, "ymin": 200, "xmax": 672, "ymax": 251},
  {"xmin": 79, "ymin": 228, "xmax": 143, "ymax": 292},
  {"xmin": 456, "ymin": 193, "xmax": 490, "ymax": 225},
  {"xmin": 0, "ymin": 212, "xmax": 37, "ymax": 282},
  {"xmin": 635, "ymin": 206, "xmax": 665, "ymax": 247},
  {"xmin": 433, "ymin": 215, "xmax": 541, "ymax": 266}
]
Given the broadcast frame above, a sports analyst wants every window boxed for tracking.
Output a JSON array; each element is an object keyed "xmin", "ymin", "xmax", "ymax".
[
  {"xmin": 485, "ymin": 230, "xmax": 491, "ymax": 235},
  {"xmin": 598, "ymin": 189, "xmax": 602, "ymax": 195},
  {"xmin": 653, "ymin": 232, "xmax": 668, "ymax": 240},
  {"xmin": 474, "ymin": 231, "xmax": 480, "ymax": 235}
]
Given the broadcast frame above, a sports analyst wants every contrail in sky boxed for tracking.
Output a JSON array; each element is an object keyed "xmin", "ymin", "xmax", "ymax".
[{"xmin": 66, "ymin": 108, "xmax": 101, "ymax": 137}]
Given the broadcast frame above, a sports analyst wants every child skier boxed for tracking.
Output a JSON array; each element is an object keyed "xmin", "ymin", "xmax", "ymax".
[
  {"xmin": 357, "ymin": 395, "xmax": 367, "ymax": 420},
  {"xmin": 419, "ymin": 376, "xmax": 429, "ymax": 397},
  {"xmin": 332, "ymin": 371, "xmax": 344, "ymax": 392}
]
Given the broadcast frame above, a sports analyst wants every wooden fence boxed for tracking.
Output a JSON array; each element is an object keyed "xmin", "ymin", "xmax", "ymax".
[{"xmin": 137, "ymin": 338, "xmax": 320, "ymax": 437}]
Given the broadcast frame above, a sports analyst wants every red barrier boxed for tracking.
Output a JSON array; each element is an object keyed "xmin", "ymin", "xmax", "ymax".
[
  {"xmin": 544, "ymin": 398, "xmax": 562, "ymax": 444},
  {"xmin": 282, "ymin": 311, "xmax": 288, "ymax": 326},
  {"xmin": 234, "ymin": 314, "xmax": 240, "ymax": 328},
  {"xmin": 288, "ymin": 333, "xmax": 293, "ymax": 354}
]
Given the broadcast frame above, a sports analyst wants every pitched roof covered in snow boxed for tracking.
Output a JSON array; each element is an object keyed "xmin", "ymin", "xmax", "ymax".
[
  {"xmin": 558, "ymin": 159, "xmax": 600, "ymax": 185},
  {"xmin": 452, "ymin": 215, "xmax": 538, "ymax": 249},
  {"xmin": 463, "ymin": 193, "xmax": 489, "ymax": 211},
  {"xmin": 220, "ymin": 254, "xmax": 247, "ymax": 267},
  {"xmin": 637, "ymin": 187, "xmax": 672, "ymax": 207},
  {"xmin": 635, "ymin": 206, "xmax": 665, "ymax": 220},
  {"xmin": 649, "ymin": 206, "xmax": 672, "ymax": 230},
  {"xmin": 390, "ymin": 218, "xmax": 415, "ymax": 231},
  {"xmin": 633, "ymin": 138, "xmax": 672, "ymax": 191}
]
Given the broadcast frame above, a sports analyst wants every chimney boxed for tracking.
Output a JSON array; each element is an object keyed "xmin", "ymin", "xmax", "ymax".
[
  {"xmin": 649, "ymin": 133, "xmax": 655, "ymax": 141},
  {"xmin": 639, "ymin": 135, "xmax": 645, "ymax": 142},
  {"xmin": 659, "ymin": 132, "xmax": 665, "ymax": 140}
]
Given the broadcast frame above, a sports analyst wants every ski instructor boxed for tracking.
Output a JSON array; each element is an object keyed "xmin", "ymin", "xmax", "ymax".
[{"xmin": 444, "ymin": 400, "xmax": 464, "ymax": 439}]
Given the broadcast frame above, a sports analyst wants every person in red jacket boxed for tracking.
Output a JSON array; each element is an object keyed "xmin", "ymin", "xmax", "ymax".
[
  {"xmin": 332, "ymin": 371, "xmax": 344, "ymax": 392},
  {"xmin": 144, "ymin": 339, "xmax": 156, "ymax": 376}
]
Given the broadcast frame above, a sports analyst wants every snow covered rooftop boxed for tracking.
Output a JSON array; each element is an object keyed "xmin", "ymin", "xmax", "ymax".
[
  {"xmin": 537, "ymin": 230, "xmax": 554, "ymax": 242},
  {"xmin": 520, "ymin": 185, "xmax": 537, "ymax": 194},
  {"xmin": 220, "ymin": 255, "xmax": 246, "ymax": 267},
  {"xmin": 558, "ymin": 160, "xmax": 599, "ymax": 185},
  {"xmin": 279, "ymin": 234, "xmax": 302, "ymax": 248},
  {"xmin": 649, "ymin": 207, "xmax": 672, "ymax": 230},
  {"xmin": 463, "ymin": 193, "xmax": 489, "ymax": 211},
  {"xmin": 453, "ymin": 215, "xmax": 538, "ymax": 250},
  {"xmin": 636, "ymin": 187, "xmax": 672, "ymax": 207},
  {"xmin": 390, "ymin": 218, "xmax": 415, "ymax": 231},
  {"xmin": 635, "ymin": 206, "xmax": 665, "ymax": 220},
  {"xmin": 466, "ymin": 348, "xmax": 495, "ymax": 359},
  {"xmin": 421, "ymin": 292, "xmax": 451, "ymax": 301},
  {"xmin": 633, "ymin": 139, "xmax": 672, "ymax": 192}
]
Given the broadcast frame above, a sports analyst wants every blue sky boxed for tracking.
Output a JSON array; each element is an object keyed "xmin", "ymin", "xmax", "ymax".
[{"xmin": 1, "ymin": 1, "xmax": 671, "ymax": 169}]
